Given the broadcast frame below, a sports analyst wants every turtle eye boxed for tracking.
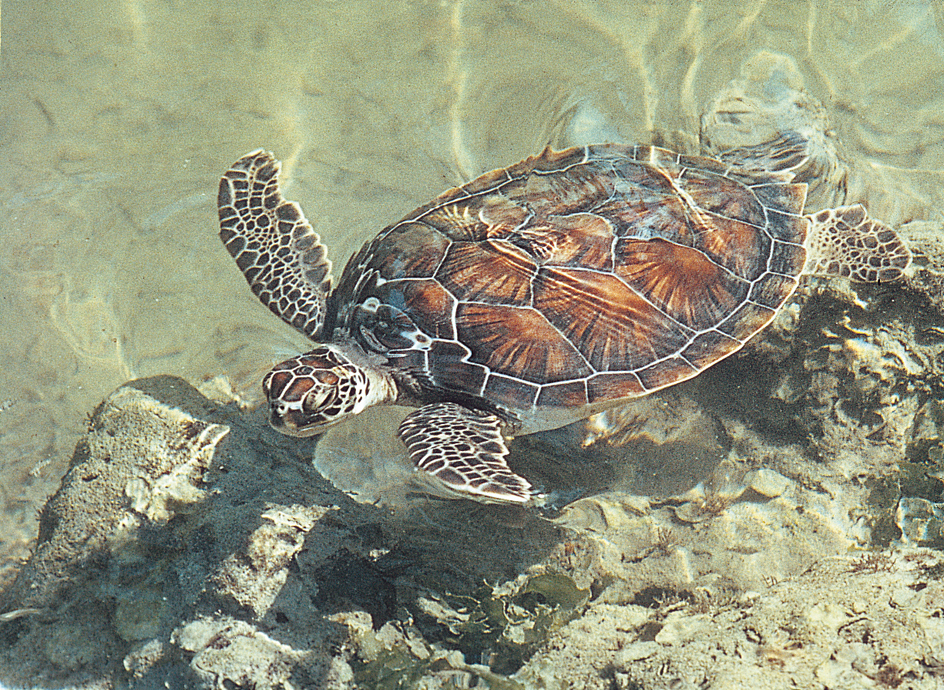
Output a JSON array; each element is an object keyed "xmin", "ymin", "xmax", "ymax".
[{"xmin": 303, "ymin": 386, "xmax": 336, "ymax": 414}]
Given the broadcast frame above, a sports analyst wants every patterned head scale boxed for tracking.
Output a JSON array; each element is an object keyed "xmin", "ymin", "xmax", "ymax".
[{"xmin": 262, "ymin": 346, "xmax": 376, "ymax": 436}]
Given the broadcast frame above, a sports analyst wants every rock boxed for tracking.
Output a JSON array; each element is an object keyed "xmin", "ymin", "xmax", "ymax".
[
  {"xmin": 654, "ymin": 612, "xmax": 709, "ymax": 645},
  {"xmin": 0, "ymin": 376, "xmax": 563, "ymax": 688},
  {"xmin": 745, "ymin": 468, "xmax": 793, "ymax": 499},
  {"xmin": 515, "ymin": 550, "xmax": 944, "ymax": 689},
  {"xmin": 908, "ymin": 399, "xmax": 944, "ymax": 463},
  {"xmin": 897, "ymin": 496, "xmax": 944, "ymax": 547},
  {"xmin": 0, "ymin": 376, "xmax": 369, "ymax": 689},
  {"xmin": 614, "ymin": 641, "xmax": 660, "ymax": 664}
]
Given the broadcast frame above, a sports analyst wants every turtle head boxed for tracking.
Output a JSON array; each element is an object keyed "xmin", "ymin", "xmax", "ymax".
[{"xmin": 262, "ymin": 345, "xmax": 394, "ymax": 437}]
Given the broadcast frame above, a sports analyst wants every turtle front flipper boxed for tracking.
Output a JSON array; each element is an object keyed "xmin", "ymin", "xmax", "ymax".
[
  {"xmin": 805, "ymin": 204, "xmax": 912, "ymax": 283},
  {"xmin": 218, "ymin": 150, "xmax": 333, "ymax": 339},
  {"xmin": 397, "ymin": 403, "xmax": 534, "ymax": 504}
]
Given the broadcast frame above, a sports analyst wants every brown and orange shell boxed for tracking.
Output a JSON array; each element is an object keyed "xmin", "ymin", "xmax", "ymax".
[{"xmin": 332, "ymin": 143, "xmax": 808, "ymax": 414}]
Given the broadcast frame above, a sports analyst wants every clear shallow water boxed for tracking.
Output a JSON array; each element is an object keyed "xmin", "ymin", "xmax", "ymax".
[{"xmin": 1, "ymin": 0, "xmax": 943, "ymax": 582}]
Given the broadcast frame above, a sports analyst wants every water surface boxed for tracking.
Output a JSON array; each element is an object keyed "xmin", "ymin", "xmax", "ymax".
[{"xmin": 1, "ymin": 0, "xmax": 942, "ymax": 583}]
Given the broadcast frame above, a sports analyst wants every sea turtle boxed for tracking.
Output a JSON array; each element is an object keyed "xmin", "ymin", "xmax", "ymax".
[{"xmin": 217, "ymin": 134, "xmax": 911, "ymax": 505}]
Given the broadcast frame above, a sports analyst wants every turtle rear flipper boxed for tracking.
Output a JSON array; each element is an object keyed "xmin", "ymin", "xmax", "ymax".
[
  {"xmin": 397, "ymin": 403, "xmax": 535, "ymax": 504},
  {"xmin": 716, "ymin": 131, "xmax": 813, "ymax": 179},
  {"xmin": 218, "ymin": 150, "xmax": 333, "ymax": 339},
  {"xmin": 805, "ymin": 204, "xmax": 912, "ymax": 283}
]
